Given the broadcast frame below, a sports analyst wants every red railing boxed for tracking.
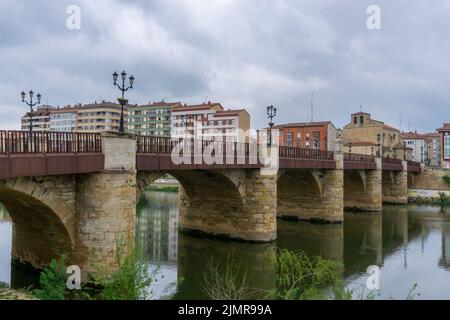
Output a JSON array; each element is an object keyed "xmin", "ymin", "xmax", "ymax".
[
  {"xmin": 0, "ymin": 131, "xmax": 102, "ymax": 154},
  {"xmin": 344, "ymin": 153, "xmax": 376, "ymax": 162},
  {"xmin": 279, "ymin": 146, "xmax": 334, "ymax": 160},
  {"xmin": 382, "ymin": 157, "xmax": 402, "ymax": 164},
  {"xmin": 136, "ymin": 136, "xmax": 258, "ymax": 158},
  {"xmin": 137, "ymin": 137, "xmax": 336, "ymax": 161}
]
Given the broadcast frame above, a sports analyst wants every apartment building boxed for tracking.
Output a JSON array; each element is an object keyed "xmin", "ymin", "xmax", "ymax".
[
  {"xmin": 401, "ymin": 131, "xmax": 429, "ymax": 163},
  {"xmin": 49, "ymin": 106, "xmax": 78, "ymax": 132},
  {"xmin": 437, "ymin": 123, "xmax": 450, "ymax": 169},
  {"xmin": 171, "ymin": 102, "xmax": 250, "ymax": 143},
  {"xmin": 273, "ymin": 121, "xmax": 338, "ymax": 151},
  {"xmin": 128, "ymin": 101, "xmax": 181, "ymax": 137},
  {"xmin": 20, "ymin": 105, "xmax": 54, "ymax": 131},
  {"xmin": 76, "ymin": 101, "xmax": 126, "ymax": 133}
]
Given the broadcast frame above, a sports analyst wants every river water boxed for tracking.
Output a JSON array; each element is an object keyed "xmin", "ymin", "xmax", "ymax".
[{"xmin": 1, "ymin": 191, "xmax": 450, "ymax": 299}]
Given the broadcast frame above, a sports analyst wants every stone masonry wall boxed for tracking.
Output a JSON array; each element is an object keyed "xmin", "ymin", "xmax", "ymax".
[
  {"xmin": 382, "ymin": 170, "xmax": 408, "ymax": 204},
  {"xmin": 177, "ymin": 168, "xmax": 277, "ymax": 242},
  {"xmin": 278, "ymin": 169, "xmax": 343, "ymax": 222},
  {"xmin": 344, "ymin": 170, "xmax": 382, "ymax": 211},
  {"xmin": 409, "ymin": 167, "xmax": 450, "ymax": 191},
  {"xmin": 74, "ymin": 171, "xmax": 136, "ymax": 279}
]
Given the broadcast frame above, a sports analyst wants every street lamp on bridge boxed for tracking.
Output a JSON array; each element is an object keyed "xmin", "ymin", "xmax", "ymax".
[
  {"xmin": 266, "ymin": 105, "xmax": 277, "ymax": 145},
  {"xmin": 403, "ymin": 141, "xmax": 407, "ymax": 161},
  {"xmin": 113, "ymin": 71, "xmax": 134, "ymax": 133},
  {"xmin": 377, "ymin": 133, "xmax": 381, "ymax": 157},
  {"xmin": 21, "ymin": 90, "xmax": 42, "ymax": 133}
]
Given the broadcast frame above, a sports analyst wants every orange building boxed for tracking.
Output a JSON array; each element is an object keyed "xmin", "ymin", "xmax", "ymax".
[{"xmin": 273, "ymin": 121, "xmax": 338, "ymax": 151}]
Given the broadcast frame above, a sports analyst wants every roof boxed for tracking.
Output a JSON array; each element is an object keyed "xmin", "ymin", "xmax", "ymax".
[
  {"xmin": 401, "ymin": 131, "xmax": 429, "ymax": 139},
  {"xmin": 215, "ymin": 109, "xmax": 249, "ymax": 117},
  {"xmin": 172, "ymin": 102, "xmax": 223, "ymax": 112},
  {"xmin": 273, "ymin": 121, "xmax": 333, "ymax": 129},
  {"xmin": 436, "ymin": 123, "xmax": 450, "ymax": 132},
  {"xmin": 130, "ymin": 101, "xmax": 181, "ymax": 108},
  {"xmin": 344, "ymin": 141, "xmax": 378, "ymax": 147},
  {"xmin": 382, "ymin": 124, "xmax": 400, "ymax": 132},
  {"xmin": 351, "ymin": 112, "xmax": 370, "ymax": 116}
]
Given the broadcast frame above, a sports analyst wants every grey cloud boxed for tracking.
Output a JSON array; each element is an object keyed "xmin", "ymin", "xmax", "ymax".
[{"xmin": 0, "ymin": 0, "xmax": 448, "ymax": 132}]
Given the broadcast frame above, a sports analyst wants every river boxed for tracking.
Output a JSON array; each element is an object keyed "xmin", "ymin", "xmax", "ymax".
[{"xmin": 1, "ymin": 191, "xmax": 450, "ymax": 299}]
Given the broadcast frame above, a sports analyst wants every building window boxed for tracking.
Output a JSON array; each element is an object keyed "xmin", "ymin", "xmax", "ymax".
[
  {"xmin": 353, "ymin": 116, "xmax": 357, "ymax": 124},
  {"xmin": 297, "ymin": 132, "xmax": 301, "ymax": 147},
  {"xmin": 444, "ymin": 135, "xmax": 450, "ymax": 160},
  {"xmin": 360, "ymin": 116, "xmax": 364, "ymax": 124},
  {"xmin": 286, "ymin": 132, "xmax": 293, "ymax": 147}
]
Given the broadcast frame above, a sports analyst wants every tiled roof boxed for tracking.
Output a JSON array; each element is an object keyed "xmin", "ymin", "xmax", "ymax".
[
  {"xmin": 273, "ymin": 121, "xmax": 332, "ymax": 129},
  {"xmin": 173, "ymin": 102, "xmax": 223, "ymax": 112}
]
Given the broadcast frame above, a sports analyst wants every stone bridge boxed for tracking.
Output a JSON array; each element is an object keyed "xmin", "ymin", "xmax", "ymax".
[{"xmin": 0, "ymin": 130, "xmax": 428, "ymax": 280}]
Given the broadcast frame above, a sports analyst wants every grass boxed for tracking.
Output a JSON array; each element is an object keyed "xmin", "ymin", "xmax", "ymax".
[
  {"xmin": 202, "ymin": 248, "xmax": 420, "ymax": 300},
  {"xmin": 147, "ymin": 185, "xmax": 179, "ymax": 193}
]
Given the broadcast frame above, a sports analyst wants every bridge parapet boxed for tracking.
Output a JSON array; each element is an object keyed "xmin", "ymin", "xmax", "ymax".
[
  {"xmin": 344, "ymin": 153, "xmax": 377, "ymax": 170},
  {"xmin": 0, "ymin": 131, "xmax": 103, "ymax": 178}
]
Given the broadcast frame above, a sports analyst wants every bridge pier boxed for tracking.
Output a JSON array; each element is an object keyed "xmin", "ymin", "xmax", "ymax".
[
  {"xmin": 178, "ymin": 168, "xmax": 277, "ymax": 242},
  {"xmin": 277, "ymin": 153, "xmax": 344, "ymax": 223},
  {"xmin": 382, "ymin": 161, "xmax": 408, "ymax": 205},
  {"xmin": 344, "ymin": 158, "xmax": 382, "ymax": 211},
  {"xmin": 73, "ymin": 133, "xmax": 137, "ymax": 279}
]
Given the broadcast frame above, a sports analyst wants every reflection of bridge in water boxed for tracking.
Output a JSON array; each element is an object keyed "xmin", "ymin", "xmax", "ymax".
[{"xmin": 0, "ymin": 130, "xmax": 428, "ymax": 279}]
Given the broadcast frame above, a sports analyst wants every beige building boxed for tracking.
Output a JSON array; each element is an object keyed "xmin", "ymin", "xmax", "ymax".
[
  {"xmin": 76, "ymin": 101, "xmax": 128, "ymax": 133},
  {"xmin": 343, "ymin": 112, "xmax": 412, "ymax": 160},
  {"xmin": 21, "ymin": 105, "xmax": 54, "ymax": 131}
]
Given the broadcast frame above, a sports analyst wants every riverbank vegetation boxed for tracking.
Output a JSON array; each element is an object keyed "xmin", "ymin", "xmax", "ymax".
[
  {"xmin": 22, "ymin": 239, "xmax": 155, "ymax": 300},
  {"xmin": 444, "ymin": 175, "xmax": 450, "ymax": 186},
  {"xmin": 147, "ymin": 185, "xmax": 179, "ymax": 193},
  {"xmin": 202, "ymin": 248, "xmax": 419, "ymax": 300},
  {"xmin": 409, "ymin": 192, "xmax": 450, "ymax": 206}
]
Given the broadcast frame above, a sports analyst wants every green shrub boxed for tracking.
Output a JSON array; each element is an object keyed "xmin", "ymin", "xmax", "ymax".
[
  {"xmin": 33, "ymin": 255, "xmax": 68, "ymax": 300},
  {"xmin": 443, "ymin": 175, "xmax": 450, "ymax": 186},
  {"xmin": 267, "ymin": 248, "xmax": 346, "ymax": 300},
  {"xmin": 91, "ymin": 239, "xmax": 154, "ymax": 300}
]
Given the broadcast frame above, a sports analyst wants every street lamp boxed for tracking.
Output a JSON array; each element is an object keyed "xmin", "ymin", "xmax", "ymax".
[
  {"xmin": 113, "ymin": 70, "xmax": 134, "ymax": 133},
  {"xmin": 348, "ymin": 142, "xmax": 352, "ymax": 158},
  {"xmin": 403, "ymin": 141, "xmax": 407, "ymax": 161},
  {"xmin": 421, "ymin": 146, "xmax": 424, "ymax": 163},
  {"xmin": 266, "ymin": 105, "xmax": 277, "ymax": 145},
  {"xmin": 21, "ymin": 90, "xmax": 42, "ymax": 133},
  {"xmin": 377, "ymin": 133, "xmax": 381, "ymax": 157}
]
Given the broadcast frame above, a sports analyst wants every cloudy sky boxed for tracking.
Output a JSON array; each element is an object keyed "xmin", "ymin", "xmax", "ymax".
[{"xmin": 0, "ymin": 0, "xmax": 448, "ymax": 131}]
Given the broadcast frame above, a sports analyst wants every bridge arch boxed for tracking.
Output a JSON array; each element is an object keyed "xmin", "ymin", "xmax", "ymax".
[
  {"xmin": 344, "ymin": 170, "xmax": 367, "ymax": 210},
  {"xmin": 277, "ymin": 169, "xmax": 331, "ymax": 221},
  {"xmin": 0, "ymin": 177, "xmax": 75, "ymax": 270},
  {"xmin": 137, "ymin": 169, "xmax": 249, "ymax": 240}
]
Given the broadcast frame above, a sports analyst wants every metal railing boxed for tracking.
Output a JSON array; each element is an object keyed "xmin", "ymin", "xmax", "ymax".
[
  {"xmin": 344, "ymin": 153, "xmax": 376, "ymax": 162},
  {"xmin": 279, "ymin": 145, "xmax": 334, "ymax": 160},
  {"xmin": 137, "ymin": 137, "xmax": 336, "ymax": 161},
  {"xmin": 136, "ymin": 136, "xmax": 258, "ymax": 158},
  {"xmin": 0, "ymin": 131, "xmax": 102, "ymax": 154},
  {"xmin": 382, "ymin": 157, "xmax": 402, "ymax": 164}
]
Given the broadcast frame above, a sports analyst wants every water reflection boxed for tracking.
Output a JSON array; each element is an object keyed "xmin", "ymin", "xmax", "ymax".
[
  {"xmin": 1, "ymin": 191, "xmax": 450, "ymax": 299},
  {"xmin": 136, "ymin": 192, "xmax": 450, "ymax": 300}
]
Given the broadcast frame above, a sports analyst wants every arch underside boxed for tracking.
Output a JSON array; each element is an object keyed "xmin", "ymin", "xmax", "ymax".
[
  {"xmin": 343, "ymin": 171, "xmax": 367, "ymax": 209},
  {"xmin": 0, "ymin": 185, "xmax": 74, "ymax": 270},
  {"xmin": 138, "ymin": 169, "xmax": 248, "ymax": 239},
  {"xmin": 277, "ymin": 169, "xmax": 324, "ymax": 221}
]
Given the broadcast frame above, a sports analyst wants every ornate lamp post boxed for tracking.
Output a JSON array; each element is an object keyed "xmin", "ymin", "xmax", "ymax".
[
  {"xmin": 377, "ymin": 133, "xmax": 381, "ymax": 157},
  {"xmin": 266, "ymin": 105, "xmax": 277, "ymax": 145},
  {"xmin": 113, "ymin": 71, "xmax": 134, "ymax": 133},
  {"xmin": 21, "ymin": 90, "xmax": 42, "ymax": 133},
  {"xmin": 403, "ymin": 141, "xmax": 407, "ymax": 161},
  {"xmin": 348, "ymin": 142, "xmax": 352, "ymax": 159}
]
